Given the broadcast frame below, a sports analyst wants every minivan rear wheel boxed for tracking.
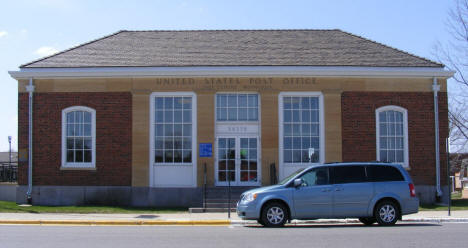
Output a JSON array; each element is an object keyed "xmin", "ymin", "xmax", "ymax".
[
  {"xmin": 374, "ymin": 200, "xmax": 399, "ymax": 226},
  {"xmin": 261, "ymin": 202, "xmax": 287, "ymax": 227},
  {"xmin": 358, "ymin": 217, "xmax": 376, "ymax": 226}
]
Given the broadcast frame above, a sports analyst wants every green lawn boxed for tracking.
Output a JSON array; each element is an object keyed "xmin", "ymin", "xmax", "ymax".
[
  {"xmin": 419, "ymin": 192, "xmax": 468, "ymax": 211},
  {"xmin": 0, "ymin": 200, "xmax": 187, "ymax": 214}
]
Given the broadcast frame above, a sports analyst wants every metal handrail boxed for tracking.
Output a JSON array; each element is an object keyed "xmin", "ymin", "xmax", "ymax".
[
  {"xmin": 270, "ymin": 162, "xmax": 277, "ymax": 185},
  {"xmin": 203, "ymin": 163, "xmax": 207, "ymax": 210}
]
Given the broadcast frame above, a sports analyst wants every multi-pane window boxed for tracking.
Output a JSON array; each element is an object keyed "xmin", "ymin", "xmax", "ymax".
[
  {"xmin": 216, "ymin": 94, "xmax": 258, "ymax": 121},
  {"xmin": 376, "ymin": 106, "xmax": 408, "ymax": 166},
  {"xmin": 282, "ymin": 96, "xmax": 321, "ymax": 163},
  {"xmin": 62, "ymin": 106, "xmax": 95, "ymax": 167},
  {"xmin": 154, "ymin": 96, "xmax": 193, "ymax": 164}
]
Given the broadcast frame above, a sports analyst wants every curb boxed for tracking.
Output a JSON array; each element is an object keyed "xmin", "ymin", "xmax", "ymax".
[
  {"xmin": 1, "ymin": 218, "xmax": 468, "ymax": 226},
  {"xmin": 0, "ymin": 220, "xmax": 231, "ymax": 226},
  {"xmin": 231, "ymin": 218, "xmax": 468, "ymax": 225},
  {"xmin": 402, "ymin": 218, "xmax": 468, "ymax": 223}
]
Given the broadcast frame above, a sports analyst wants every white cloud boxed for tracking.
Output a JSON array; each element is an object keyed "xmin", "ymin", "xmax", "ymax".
[
  {"xmin": 20, "ymin": 29, "xmax": 28, "ymax": 35},
  {"xmin": 0, "ymin": 31, "xmax": 7, "ymax": 38},
  {"xmin": 35, "ymin": 46, "xmax": 59, "ymax": 57}
]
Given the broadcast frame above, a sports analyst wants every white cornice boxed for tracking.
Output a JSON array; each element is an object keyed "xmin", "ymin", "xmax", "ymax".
[{"xmin": 8, "ymin": 66, "xmax": 455, "ymax": 79}]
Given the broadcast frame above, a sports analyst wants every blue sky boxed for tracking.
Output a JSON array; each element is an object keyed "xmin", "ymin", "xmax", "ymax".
[{"xmin": 0, "ymin": 0, "xmax": 457, "ymax": 151}]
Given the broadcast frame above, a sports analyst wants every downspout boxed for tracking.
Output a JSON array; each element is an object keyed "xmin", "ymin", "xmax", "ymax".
[
  {"xmin": 432, "ymin": 78, "xmax": 443, "ymax": 198},
  {"xmin": 26, "ymin": 78, "xmax": 35, "ymax": 204}
]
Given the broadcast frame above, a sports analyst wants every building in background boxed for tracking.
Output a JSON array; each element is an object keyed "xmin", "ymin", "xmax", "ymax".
[{"xmin": 9, "ymin": 30, "xmax": 453, "ymax": 206}]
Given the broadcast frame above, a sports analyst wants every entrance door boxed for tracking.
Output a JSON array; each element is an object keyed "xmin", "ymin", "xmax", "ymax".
[{"xmin": 216, "ymin": 137, "xmax": 259, "ymax": 186}]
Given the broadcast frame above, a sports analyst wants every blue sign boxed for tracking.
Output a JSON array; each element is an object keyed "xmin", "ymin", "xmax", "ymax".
[{"xmin": 199, "ymin": 143, "xmax": 212, "ymax": 157}]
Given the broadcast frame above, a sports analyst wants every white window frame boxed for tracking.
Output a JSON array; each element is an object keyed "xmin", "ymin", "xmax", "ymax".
[
  {"xmin": 278, "ymin": 92, "xmax": 325, "ymax": 179},
  {"xmin": 61, "ymin": 106, "xmax": 96, "ymax": 169},
  {"xmin": 215, "ymin": 93, "xmax": 260, "ymax": 122},
  {"xmin": 375, "ymin": 105, "xmax": 409, "ymax": 168},
  {"xmin": 149, "ymin": 92, "xmax": 197, "ymax": 187}
]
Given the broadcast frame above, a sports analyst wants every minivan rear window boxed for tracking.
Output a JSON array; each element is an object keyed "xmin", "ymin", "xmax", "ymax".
[
  {"xmin": 367, "ymin": 166, "xmax": 404, "ymax": 182},
  {"xmin": 332, "ymin": 166, "xmax": 366, "ymax": 184}
]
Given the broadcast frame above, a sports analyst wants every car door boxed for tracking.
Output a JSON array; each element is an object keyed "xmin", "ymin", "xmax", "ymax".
[
  {"xmin": 293, "ymin": 167, "xmax": 333, "ymax": 219},
  {"xmin": 331, "ymin": 165, "xmax": 374, "ymax": 218}
]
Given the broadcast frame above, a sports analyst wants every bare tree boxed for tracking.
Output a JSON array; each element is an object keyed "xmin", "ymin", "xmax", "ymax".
[{"xmin": 435, "ymin": 0, "xmax": 468, "ymax": 152}]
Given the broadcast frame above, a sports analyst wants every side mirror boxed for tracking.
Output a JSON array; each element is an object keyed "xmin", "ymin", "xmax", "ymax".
[{"xmin": 294, "ymin": 178, "xmax": 303, "ymax": 188}]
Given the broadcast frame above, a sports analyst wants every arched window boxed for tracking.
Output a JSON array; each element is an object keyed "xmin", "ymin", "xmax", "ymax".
[
  {"xmin": 61, "ymin": 106, "xmax": 96, "ymax": 168},
  {"xmin": 376, "ymin": 106, "xmax": 409, "ymax": 167}
]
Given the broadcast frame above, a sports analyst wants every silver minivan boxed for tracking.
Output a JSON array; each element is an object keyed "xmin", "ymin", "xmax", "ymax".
[{"xmin": 237, "ymin": 162, "xmax": 419, "ymax": 227}]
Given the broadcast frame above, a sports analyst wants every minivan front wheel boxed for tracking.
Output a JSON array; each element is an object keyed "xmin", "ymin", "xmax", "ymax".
[
  {"xmin": 261, "ymin": 202, "xmax": 287, "ymax": 227},
  {"xmin": 374, "ymin": 201, "xmax": 399, "ymax": 226}
]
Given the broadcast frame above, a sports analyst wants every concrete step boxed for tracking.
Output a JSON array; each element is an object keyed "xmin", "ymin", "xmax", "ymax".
[
  {"xmin": 204, "ymin": 192, "xmax": 248, "ymax": 197},
  {"xmin": 205, "ymin": 194, "xmax": 243, "ymax": 199},
  {"xmin": 205, "ymin": 199, "xmax": 239, "ymax": 204},
  {"xmin": 189, "ymin": 208, "xmax": 237, "ymax": 213},
  {"xmin": 205, "ymin": 193, "xmax": 243, "ymax": 198},
  {"xmin": 204, "ymin": 186, "xmax": 256, "ymax": 193}
]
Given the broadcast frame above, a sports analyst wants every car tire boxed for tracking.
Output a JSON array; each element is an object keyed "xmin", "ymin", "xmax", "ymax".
[
  {"xmin": 374, "ymin": 200, "xmax": 399, "ymax": 226},
  {"xmin": 261, "ymin": 202, "xmax": 288, "ymax": 227},
  {"xmin": 257, "ymin": 219, "xmax": 265, "ymax": 226},
  {"xmin": 358, "ymin": 217, "xmax": 376, "ymax": 226}
]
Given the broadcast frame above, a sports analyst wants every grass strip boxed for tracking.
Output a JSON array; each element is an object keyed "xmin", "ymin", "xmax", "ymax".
[{"xmin": 0, "ymin": 200, "xmax": 187, "ymax": 214}]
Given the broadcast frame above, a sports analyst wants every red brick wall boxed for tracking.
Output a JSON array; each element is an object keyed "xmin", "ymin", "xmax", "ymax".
[
  {"xmin": 18, "ymin": 92, "xmax": 132, "ymax": 186},
  {"xmin": 341, "ymin": 92, "xmax": 448, "ymax": 186}
]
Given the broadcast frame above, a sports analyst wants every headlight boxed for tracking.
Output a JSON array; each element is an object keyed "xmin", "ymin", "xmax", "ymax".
[{"xmin": 243, "ymin": 193, "xmax": 257, "ymax": 203}]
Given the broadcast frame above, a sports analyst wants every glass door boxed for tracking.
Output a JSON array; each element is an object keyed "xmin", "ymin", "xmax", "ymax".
[
  {"xmin": 239, "ymin": 137, "xmax": 258, "ymax": 185},
  {"xmin": 217, "ymin": 137, "xmax": 236, "ymax": 185},
  {"xmin": 216, "ymin": 136, "xmax": 259, "ymax": 186}
]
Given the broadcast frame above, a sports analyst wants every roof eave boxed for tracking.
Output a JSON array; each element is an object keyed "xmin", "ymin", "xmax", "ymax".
[{"xmin": 8, "ymin": 66, "xmax": 455, "ymax": 80}]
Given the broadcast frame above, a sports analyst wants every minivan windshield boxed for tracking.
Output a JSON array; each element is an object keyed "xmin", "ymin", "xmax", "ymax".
[{"xmin": 278, "ymin": 168, "xmax": 306, "ymax": 185}]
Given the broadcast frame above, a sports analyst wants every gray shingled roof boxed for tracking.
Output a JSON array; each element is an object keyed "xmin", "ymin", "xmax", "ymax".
[{"xmin": 21, "ymin": 29, "xmax": 442, "ymax": 68}]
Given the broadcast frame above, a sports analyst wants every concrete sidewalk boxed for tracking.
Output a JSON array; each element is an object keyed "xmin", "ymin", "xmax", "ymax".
[{"xmin": 1, "ymin": 210, "xmax": 468, "ymax": 225}]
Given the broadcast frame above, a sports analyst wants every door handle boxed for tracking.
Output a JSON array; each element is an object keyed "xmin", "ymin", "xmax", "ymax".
[
  {"xmin": 321, "ymin": 188, "xmax": 331, "ymax": 192},
  {"xmin": 335, "ymin": 188, "xmax": 343, "ymax": 191}
]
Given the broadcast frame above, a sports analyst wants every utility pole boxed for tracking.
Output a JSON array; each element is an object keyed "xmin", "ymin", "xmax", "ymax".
[
  {"xmin": 446, "ymin": 138, "xmax": 451, "ymax": 216},
  {"xmin": 8, "ymin": 136, "xmax": 12, "ymax": 182},
  {"xmin": 8, "ymin": 136, "xmax": 12, "ymax": 163}
]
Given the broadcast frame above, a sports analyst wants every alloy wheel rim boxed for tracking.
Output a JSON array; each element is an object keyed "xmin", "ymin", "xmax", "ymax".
[
  {"xmin": 266, "ymin": 207, "xmax": 284, "ymax": 224},
  {"xmin": 379, "ymin": 204, "xmax": 396, "ymax": 223}
]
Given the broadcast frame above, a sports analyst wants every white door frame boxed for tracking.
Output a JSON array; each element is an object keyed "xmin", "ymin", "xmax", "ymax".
[{"xmin": 214, "ymin": 92, "xmax": 262, "ymax": 187}]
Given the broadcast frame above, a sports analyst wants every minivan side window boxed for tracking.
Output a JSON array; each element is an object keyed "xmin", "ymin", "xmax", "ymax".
[
  {"xmin": 367, "ymin": 166, "xmax": 404, "ymax": 182},
  {"xmin": 332, "ymin": 166, "xmax": 366, "ymax": 184},
  {"xmin": 299, "ymin": 167, "xmax": 329, "ymax": 186}
]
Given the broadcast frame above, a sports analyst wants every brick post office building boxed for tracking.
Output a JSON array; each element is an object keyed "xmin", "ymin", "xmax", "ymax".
[{"xmin": 9, "ymin": 30, "xmax": 453, "ymax": 206}]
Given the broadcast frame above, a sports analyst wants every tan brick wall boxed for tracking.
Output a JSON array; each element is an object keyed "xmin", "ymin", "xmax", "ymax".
[
  {"xmin": 131, "ymin": 91, "xmax": 150, "ymax": 186},
  {"xmin": 260, "ymin": 91, "xmax": 279, "ymax": 185},
  {"xmin": 323, "ymin": 89, "xmax": 343, "ymax": 163},
  {"xmin": 196, "ymin": 91, "xmax": 215, "ymax": 186}
]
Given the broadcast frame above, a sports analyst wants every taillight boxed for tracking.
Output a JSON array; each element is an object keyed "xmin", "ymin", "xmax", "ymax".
[{"xmin": 409, "ymin": 183, "xmax": 416, "ymax": 197}]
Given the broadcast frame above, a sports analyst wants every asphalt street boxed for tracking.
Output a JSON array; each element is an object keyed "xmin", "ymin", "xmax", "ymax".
[{"xmin": 1, "ymin": 222, "xmax": 467, "ymax": 248}]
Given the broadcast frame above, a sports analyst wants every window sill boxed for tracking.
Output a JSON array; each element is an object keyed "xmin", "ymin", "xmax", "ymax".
[{"xmin": 60, "ymin": 166, "xmax": 96, "ymax": 171}]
